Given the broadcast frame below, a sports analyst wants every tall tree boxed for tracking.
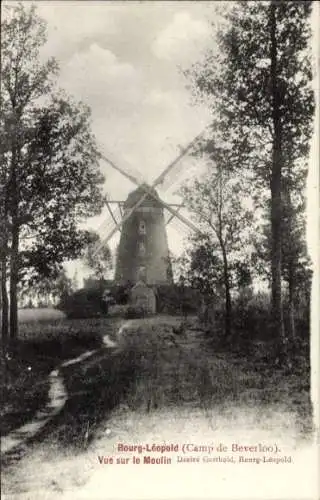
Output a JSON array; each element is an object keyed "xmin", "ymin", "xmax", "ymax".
[
  {"xmin": 188, "ymin": 0, "xmax": 314, "ymax": 359},
  {"xmin": 253, "ymin": 167, "xmax": 312, "ymax": 341},
  {"xmin": 1, "ymin": 4, "xmax": 106, "ymax": 346},
  {"xmin": 181, "ymin": 160, "xmax": 254, "ymax": 339}
]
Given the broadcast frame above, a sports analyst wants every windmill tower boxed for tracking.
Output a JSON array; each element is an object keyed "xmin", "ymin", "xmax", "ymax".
[
  {"xmin": 115, "ymin": 184, "xmax": 173, "ymax": 285},
  {"xmin": 93, "ymin": 128, "xmax": 207, "ymax": 286}
]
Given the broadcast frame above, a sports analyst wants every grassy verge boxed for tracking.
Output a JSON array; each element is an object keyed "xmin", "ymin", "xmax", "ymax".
[
  {"xmin": 111, "ymin": 317, "xmax": 313, "ymax": 437},
  {"xmin": 0, "ymin": 317, "xmax": 121, "ymax": 437}
]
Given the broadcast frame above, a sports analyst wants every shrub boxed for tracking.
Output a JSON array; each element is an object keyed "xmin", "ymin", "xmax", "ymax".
[
  {"xmin": 59, "ymin": 288, "xmax": 108, "ymax": 319},
  {"xmin": 110, "ymin": 284, "xmax": 132, "ymax": 305},
  {"xmin": 199, "ymin": 288, "xmax": 310, "ymax": 354},
  {"xmin": 124, "ymin": 306, "xmax": 145, "ymax": 319},
  {"xmin": 156, "ymin": 285, "xmax": 200, "ymax": 315},
  {"xmin": 231, "ymin": 291, "xmax": 272, "ymax": 346},
  {"xmin": 108, "ymin": 304, "xmax": 130, "ymax": 317}
]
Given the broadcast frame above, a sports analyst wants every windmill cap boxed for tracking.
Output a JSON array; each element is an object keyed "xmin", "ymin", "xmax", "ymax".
[{"xmin": 124, "ymin": 183, "xmax": 162, "ymax": 208}]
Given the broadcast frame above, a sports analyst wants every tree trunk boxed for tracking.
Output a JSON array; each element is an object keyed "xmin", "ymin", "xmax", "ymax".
[
  {"xmin": 284, "ymin": 171, "xmax": 296, "ymax": 345},
  {"xmin": 286, "ymin": 185, "xmax": 296, "ymax": 344},
  {"xmin": 8, "ymin": 123, "xmax": 20, "ymax": 345},
  {"xmin": 9, "ymin": 220, "xmax": 19, "ymax": 344},
  {"xmin": 221, "ymin": 243, "xmax": 232, "ymax": 339},
  {"xmin": 0, "ymin": 210, "xmax": 10, "ymax": 388},
  {"xmin": 1, "ymin": 169, "xmax": 10, "ymax": 353},
  {"xmin": 1, "ymin": 254, "xmax": 9, "ymax": 350},
  {"xmin": 216, "ymin": 167, "xmax": 232, "ymax": 340},
  {"xmin": 1, "ymin": 258, "xmax": 9, "ymax": 338},
  {"xmin": 269, "ymin": 1, "xmax": 286, "ymax": 360},
  {"xmin": 288, "ymin": 267, "xmax": 296, "ymax": 341},
  {"xmin": 1, "ymin": 253, "xmax": 10, "ymax": 392}
]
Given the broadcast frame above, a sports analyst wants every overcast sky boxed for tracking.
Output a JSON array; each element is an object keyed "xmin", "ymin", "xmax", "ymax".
[
  {"xmin": 37, "ymin": 1, "xmax": 216, "ymax": 177},
  {"xmin": 5, "ymin": 1, "xmax": 319, "ymax": 284}
]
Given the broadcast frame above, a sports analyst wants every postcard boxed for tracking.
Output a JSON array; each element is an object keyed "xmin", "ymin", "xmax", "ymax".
[{"xmin": 1, "ymin": 1, "xmax": 319, "ymax": 499}]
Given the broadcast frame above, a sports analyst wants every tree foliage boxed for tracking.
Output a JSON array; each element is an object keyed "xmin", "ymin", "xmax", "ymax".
[
  {"xmin": 82, "ymin": 232, "xmax": 113, "ymax": 281},
  {"xmin": 185, "ymin": 0, "xmax": 314, "ymax": 356},
  {"xmin": 193, "ymin": 1, "xmax": 314, "ymax": 180},
  {"xmin": 1, "ymin": 3, "xmax": 106, "ymax": 343},
  {"xmin": 18, "ymin": 267, "xmax": 74, "ymax": 307},
  {"xmin": 180, "ymin": 162, "xmax": 254, "ymax": 337}
]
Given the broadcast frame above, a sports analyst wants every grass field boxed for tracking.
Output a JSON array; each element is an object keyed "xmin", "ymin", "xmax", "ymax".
[
  {"xmin": 0, "ymin": 307, "xmax": 66, "ymax": 327},
  {"xmin": 114, "ymin": 317, "xmax": 312, "ymax": 431},
  {"xmin": 17, "ymin": 308, "xmax": 67, "ymax": 324},
  {"xmin": 0, "ymin": 314, "xmax": 122, "ymax": 436}
]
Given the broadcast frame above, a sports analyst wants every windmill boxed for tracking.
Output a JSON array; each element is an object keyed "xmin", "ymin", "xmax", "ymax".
[{"xmin": 94, "ymin": 129, "xmax": 207, "ymax": 286}]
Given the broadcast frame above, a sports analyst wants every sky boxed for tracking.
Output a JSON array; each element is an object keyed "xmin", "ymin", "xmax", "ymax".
[{"xmin": 4, "ymin": 1, "xmax": 319, "ymax": 285}]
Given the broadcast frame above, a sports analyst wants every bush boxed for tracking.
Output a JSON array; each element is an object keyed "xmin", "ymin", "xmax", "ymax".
[
  {"xmin": 59, "ymin": 288, "xmax": 108, "ymax": 319},
  {"xmin": 200, "ymin": 289, "xmax": 310, "ymax": 354},
  {"xmin": 108, "ymin": 304, "xmax": 130, "ymax": 317},
  {"xmin": 156, "ymin": 285, "xmax": 200, "ymax": 315},
  {"xmin": 110, "ymin": 284, "xmax": 132, "ymax": 305},
  {"xmin": 230, "ymin": 291, "xmax": 272, "ymax": 350},
  {"xmin": 124, "ymin": 306, "xmax": 145, "ymax": 319}
]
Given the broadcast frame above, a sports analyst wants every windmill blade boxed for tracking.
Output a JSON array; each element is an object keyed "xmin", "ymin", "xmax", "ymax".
[
  {"xmin": 96, "ymin": 190, "xmax": 149, "ymax": 250},
  {"xmin": 152, "ymin": 125, "xmax": 210, "ymax": 189},
  {"xmin": 106, "ymin": 200, "xmax": 120, "ymax": 230},
  {"xmin": 100, "ymin": 127, "xmax": 208, "ymax": 221},
  {"xmin": 168, "ymin": 219, "xmax": 191, "ymax": 249},
  {"xmin": 97, "ymin": 218, "xmax": 117, "ymax": 241},
  {"xmin": 166, "ymin": 204, "xmax": 183, "ymax": 226},
  {"xmin": 94, "ymin": 210, "xmax": 119, "ymax": 241},
  {"xmin": 168, "ymin": 214, "xmax": 188, "ymax": 234},
  {"xmin": 160, "ymin": 158, "xmax": 198, "ymax": 194},
  {"xmin": 159, "ymin": 199, "xmax": 201, "ymax": 235},
  {"xmin": 117, "ymin": 202, "xmax": 123, "ymax": 218},
  {"xmin": 164, "ymin": 209, "xmax": 173, "ymax": 226},
  {"xmin": 169, "ymin": 217, "xmax": 190, "ymax": 238},
  {"xmin": 94, "ymin": 130, "xmax": 208, "ymax": 254},
  {"xmin": 99, "ymin": 151, "xmax": 146, "ymax": 186}
]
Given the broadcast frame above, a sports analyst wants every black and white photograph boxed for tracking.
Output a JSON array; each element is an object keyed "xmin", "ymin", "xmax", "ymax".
[{"xmin": 1, "ymin": 1, "xmax": 319, "ymax": 499}]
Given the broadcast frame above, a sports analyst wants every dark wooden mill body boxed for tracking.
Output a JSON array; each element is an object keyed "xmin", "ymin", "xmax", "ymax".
[{"xmin": 115, "ymin": 184, "xmax": 173, "ymax": 285}]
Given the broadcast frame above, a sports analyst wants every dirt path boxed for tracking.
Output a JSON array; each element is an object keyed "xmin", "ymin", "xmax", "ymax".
[
  {"xmin": 2, "ymin": 315, "xmax": 316, "ymax": 500},
  {"xmin": 1, "ymin": 331, "xmax": 118, "ymax": 455}
]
